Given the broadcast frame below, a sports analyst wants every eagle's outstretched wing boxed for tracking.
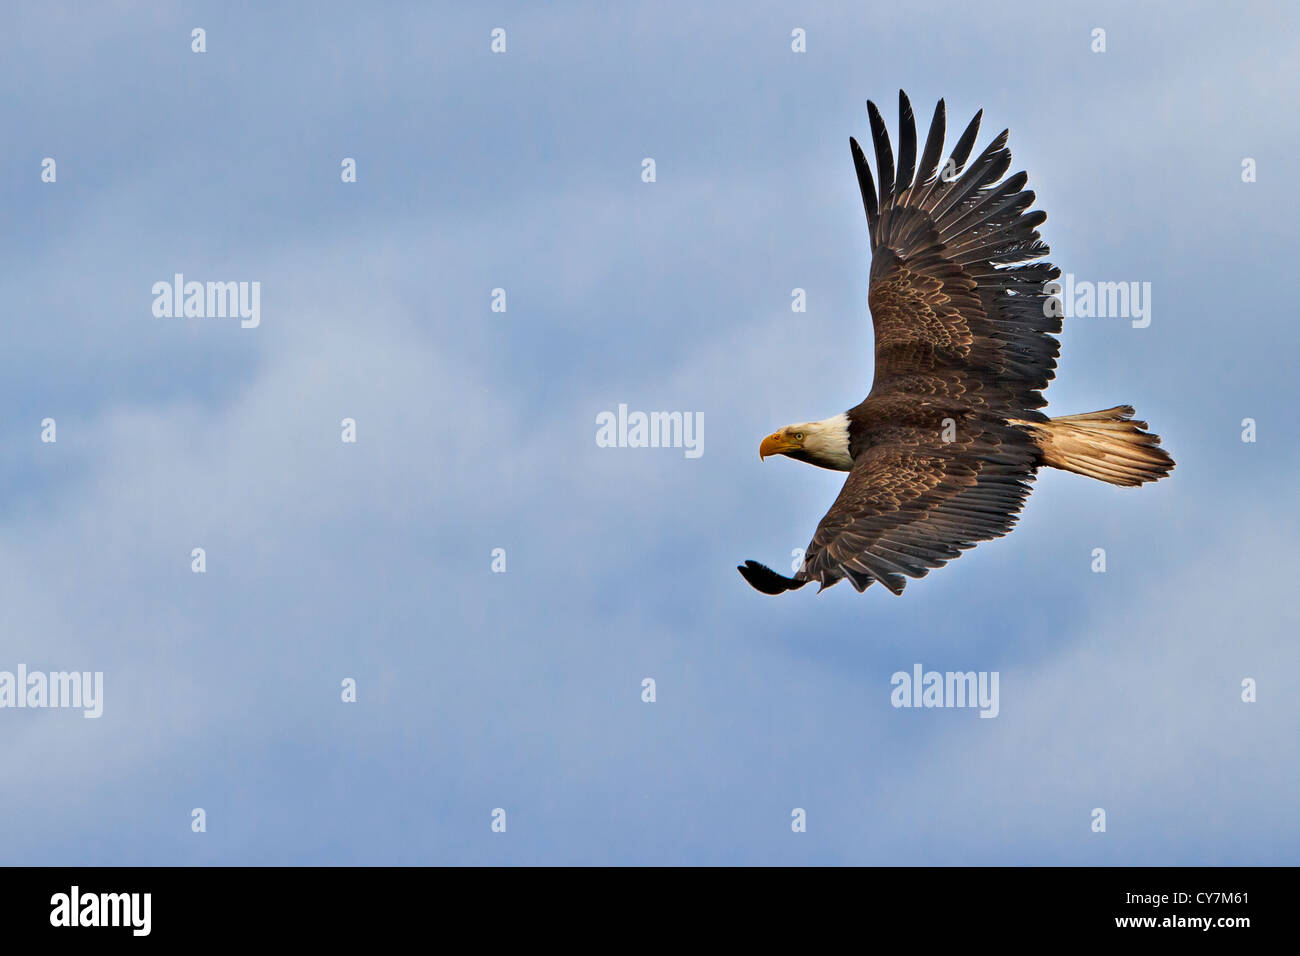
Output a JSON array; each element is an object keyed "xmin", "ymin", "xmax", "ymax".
[
  {"xmin": 855, "ymin": 93, "xmax": 1061, "ymax": 405},
  {"xmin": 796, "ymin": 415, "xmax": 1040, "ymax": 594},
  {"xmin": 739, "ymin": 414, "xmax": 1038, "ymax": 596},
  {"xmin": 741, "ymin": 92, "xmax": 1062, "ymax": 596}
]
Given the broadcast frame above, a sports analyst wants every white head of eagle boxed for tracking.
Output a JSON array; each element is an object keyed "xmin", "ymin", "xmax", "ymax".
[{"xmin": 759, "ymin": 413, "xmax": 853, "ymax": 471}]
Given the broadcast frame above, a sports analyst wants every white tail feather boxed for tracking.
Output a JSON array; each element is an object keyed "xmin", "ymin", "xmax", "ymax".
[{"xmin": 1014, "ymin": 406, "xmax": 1174, "ymax": 487}]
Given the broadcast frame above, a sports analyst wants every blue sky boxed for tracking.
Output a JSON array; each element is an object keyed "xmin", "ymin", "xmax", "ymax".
[{"xmin": 2, "ymin": 1, "xmax": 1297, "ymax": 864}]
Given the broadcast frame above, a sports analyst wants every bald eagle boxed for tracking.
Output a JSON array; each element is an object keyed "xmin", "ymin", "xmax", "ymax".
[{"xmin": 740, "ymin": 92, "xmax": 1174, "ymax": 597}]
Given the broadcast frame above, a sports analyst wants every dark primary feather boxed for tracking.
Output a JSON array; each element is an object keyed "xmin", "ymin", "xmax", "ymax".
[
  {"xmin": 947, "ymin": 108, "xmax": 984, "ymax": 178},
  {"xmin": 866, "ymin": 100, "xmax": 894, "ymax": 224},
  {"xmin": 914, "ymin": 99, "xmax": 946, "ymax": 189},
  {"xmin": 894, "ymin": 90, "xmax": 916, "ymax": 199},
  {"xmin": 792, "ymin": 92, "xmax": 1062, "ymax": 595},
  {"xmin": 849, "ymin": 137, "xmax": 879, "ymax": 239}
]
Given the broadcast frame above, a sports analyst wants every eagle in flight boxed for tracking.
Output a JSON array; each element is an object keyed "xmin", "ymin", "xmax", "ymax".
[{"xmin": 740, "ymin": 91, "xmax": 1173, "ymax": 597}]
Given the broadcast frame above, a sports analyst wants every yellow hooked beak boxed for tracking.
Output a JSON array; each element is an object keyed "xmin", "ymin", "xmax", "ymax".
[{"xmin": 760, "ymin": 432, "xmax": 801, "ymax": 460}]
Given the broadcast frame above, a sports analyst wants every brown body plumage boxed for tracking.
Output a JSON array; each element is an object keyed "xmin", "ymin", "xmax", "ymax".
[{"xmin": 741, "ymin": 92, "xmax": 1173, "ymax": 597}]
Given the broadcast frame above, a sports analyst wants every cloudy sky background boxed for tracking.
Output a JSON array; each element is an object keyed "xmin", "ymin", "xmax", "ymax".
[{"xmin": 2, "ymin": 1, "xmax": 1297, "ymax": 864}]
